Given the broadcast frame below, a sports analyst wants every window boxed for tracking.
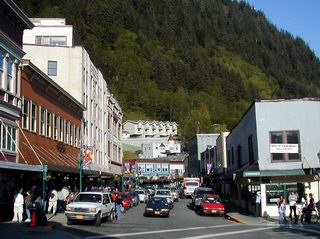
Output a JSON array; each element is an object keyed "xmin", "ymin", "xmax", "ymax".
[
  {"xmin": 30, "ymin": 102, "xmax": 37, "ymax": 132},
  {"xmin": 0, "ymin": 52, "xmax": 3, "ymax": 87},
  {"xmin": 66, "ymin": 121, "xmax": 70, "ymax": 144},
  {"xmin": 265, "ymin": 183, "xmax": 304, "ymax": 205},
  {"xmin": 7, "ymin": 58, "xmax": 13, "ymax": 91},
  {"xmin": 236, "ymin": 145, "xmax": 242, "ymax": 169},
  {"xmin": 70, "ymin": 124, "xmax": 74, "ymax": 145},
  {"xmin": 270, "ymin": 131, "xmax": 300, "ymax": 162},
  {"xmin": 22, "ymin": 98, "xmax": 29, "ymax": 129},
  {"xmin": 40, "ymin": 107, "xmax": 46, "ymax": 135},
  {"xmin": 48, "ymin": 61, "xmax": 57, "ymax": 76},
  {"xmin": 1, "ymin": 125, "xmax": 16, "ymax": 152},
  {"xmin": 59, "ymin": 118, "xmax": 64, "ymax": 142},
  {"xmin": 46, "ymin": 111, "xmax": 52, "ymax": 137},
  {"xmin": 35, "ymin": 36, "xmax": 67, "ymax": 46},
  {"xmin": 54, "ymin": 115, "xmax": 59, "ymax": 140},
  {"xmin": 231, "ymin": 147, "xmax": 234, "ymax": 165}
]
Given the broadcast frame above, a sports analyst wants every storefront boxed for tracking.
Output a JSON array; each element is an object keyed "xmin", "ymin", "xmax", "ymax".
[{"xmin": 0, "ymin": 161, "xmax": 43, "ymax": 222}]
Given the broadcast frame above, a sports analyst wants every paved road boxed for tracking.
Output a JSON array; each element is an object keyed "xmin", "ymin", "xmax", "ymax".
[{"xmin": 52, "ymin": 198, "xmax": 320, "ymax": 239}]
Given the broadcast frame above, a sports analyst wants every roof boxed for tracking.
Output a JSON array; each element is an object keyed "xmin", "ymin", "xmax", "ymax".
[{"xmin": 3, "ymin": 0, "xmax": 34, "ymax": 29}]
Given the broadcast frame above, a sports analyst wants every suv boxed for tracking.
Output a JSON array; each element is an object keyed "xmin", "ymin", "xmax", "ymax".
[{"xmin": 65, "ymin": 191, "xmax": 115, "ymax": 226}]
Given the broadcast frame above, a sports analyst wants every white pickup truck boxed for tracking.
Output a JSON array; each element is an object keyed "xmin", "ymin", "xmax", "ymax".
[{"xmin": 65, "ymin": 191, "xmax": 115, "ymax": 226}]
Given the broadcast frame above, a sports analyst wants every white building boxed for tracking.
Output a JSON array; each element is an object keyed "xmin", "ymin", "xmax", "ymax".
[
  {"xmin": 23, "ymin": 18, "xmax": 123, "ymax": 175},
  {"xmin": 123, "ymin": 120, "xmax": 178, "ymax": 138},
  {"xmin": 140, "ymin": 134, "xmax": 181, "ymax": 159}
]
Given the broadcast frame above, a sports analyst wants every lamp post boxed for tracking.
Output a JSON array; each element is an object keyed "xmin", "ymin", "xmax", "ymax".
[
  {"xmin": 78, "ymin": 148, "xmax": 84, "ymax": 192},
  {"xmin": 42, "ymin": 165, "xmax": 48, "ymax": 210}
]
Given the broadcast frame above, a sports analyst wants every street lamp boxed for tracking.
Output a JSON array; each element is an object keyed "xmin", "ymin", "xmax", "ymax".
[{"xmin": 78, "ymin": 149, "xmax": 84, "ymax": 192}]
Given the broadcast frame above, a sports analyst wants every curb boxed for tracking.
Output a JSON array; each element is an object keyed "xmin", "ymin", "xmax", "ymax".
[{"xmin": 225, "ymin": 213, "xmax": 248, "ymax": 224}]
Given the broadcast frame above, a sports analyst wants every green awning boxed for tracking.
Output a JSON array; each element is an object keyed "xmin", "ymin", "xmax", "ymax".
[{"xmin": 243, "ymin": 169, "xmax": 305, "ymax": 177}]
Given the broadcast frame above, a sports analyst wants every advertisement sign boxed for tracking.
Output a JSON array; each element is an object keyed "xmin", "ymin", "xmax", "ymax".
[
  {"xmin": 83, "ymin": 148, "xmax": 94, "ymax": 165},
  {"xmin": 270, "ymin": 144, "xmax": 299, "ymax": 154}
]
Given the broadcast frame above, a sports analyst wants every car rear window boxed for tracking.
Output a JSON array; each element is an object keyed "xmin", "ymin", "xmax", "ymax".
[
  {"xmin": 156, "ymin": 191, "xmax": 170, "ymax": 195},
  {"xmin": 196, "ymin": 190, "xmax": 215, "ymax": 195},
  {"xmin": 205, "ymin": 196, "xmax": 222, "ymax": 204}
]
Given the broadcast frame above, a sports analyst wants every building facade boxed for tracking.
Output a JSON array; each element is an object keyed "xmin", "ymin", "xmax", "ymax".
[
  {"xmin": 23, "ymin": 18, "xmax": 123, "ymax": 175},
  {"xmin": 225, "ymin": 99, "xmax": 320, "ymax": 217}
]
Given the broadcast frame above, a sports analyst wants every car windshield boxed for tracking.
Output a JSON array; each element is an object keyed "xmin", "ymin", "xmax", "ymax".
[
  {"xmin": 185, "ymin": 182, "xmax": 199, "ymax": 187},
  {"xmin": 75, "ymin": 194, "xmax": 102, "ymax": 203},
  {"xmin": 136, "ymin": 191, "xmax": 145, "ymax": 194},
  {"xmin": 156, "ymin": 191, "xmax": 170, "ymax": 196},
  {"xmin": 196, "ymin": 190, "xmax": 215, "ymax": 195},
  {"xmin": 205, "ymin": 196, "xmax": 222, "ymax": 204}
]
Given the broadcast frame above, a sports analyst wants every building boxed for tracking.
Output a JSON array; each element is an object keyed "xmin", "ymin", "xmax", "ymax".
[
  {"xmin": 23, "ymin": 18, "xmax": 123, "ymax": 175},
  {"xmin": 123, "ymin": 120, "xmax": 178, "ymax": 139},
  {"xmin": 225, "ymin": 99, "xmax": 320, "ymax": 217},
  {"xmin": 21, "ymin": 59, "xmax": 86, "ymax": 189},
  {"xmin": 140, "ymin": 134, "xmax": 181, "ymax": 159},
  {"xmin": 186, "ymin": 134, "xmax": 219, "ymax": 177},
  {"xmin": 0, "ymin": 0, "xmax": 44, "ymax": 222},
  {"xmin": 200, "ymin": 146, "xmax": 215, "ymax": 186}
]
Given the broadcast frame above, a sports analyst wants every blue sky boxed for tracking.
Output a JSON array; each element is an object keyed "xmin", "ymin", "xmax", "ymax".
[{"xmin": 244, "ymin": 0, "xmax": 320, "ymax": 59}]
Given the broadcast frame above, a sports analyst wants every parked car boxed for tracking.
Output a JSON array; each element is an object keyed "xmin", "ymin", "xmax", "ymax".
[
  {"xmin": 154, "ymin": 189, "xmax": 174, "ymax": 208},
  {"xmin": 120, "ymin": 192, "xmax": 133, "ymax": 211},
  {"xmin": 129, "ymin": 191, "xmax": 140, "ymax": 206},
  {"xmin": 144, "ymin": 185, "xmax": 155, "ymax": 196},
  {"xmin": 163, "ymin": 185, "xmax": 179, "ymax": 202},
  {"xmin": 136, "ymin": 189, "xmax": 149, "ymax": 203},
  {"xmin": 65, "ymin": 191, "xmax": 115, "ymax": 226},
  {"xmin": 191, "ymin": 187, "xmax": 215, "ymax": 210},
  {"xmin": 144, "ymin": 197, "xmax": 171, "ymax": 217},
  {"xmin": 199, "ymin": 194, "xmax": 225, "ymax": 216}
]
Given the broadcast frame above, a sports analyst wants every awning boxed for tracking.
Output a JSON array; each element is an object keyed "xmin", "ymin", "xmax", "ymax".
[
  {"xmin": 243, "ymin": 169, "xmax": 306, "ymax": 177},
  {"xmin": 20, "ymin": 141, "xmax": 78, "ymax": 173},
  {"xmin": 0, "ymin": 160, "xmax": 43, "ymax": 172}
]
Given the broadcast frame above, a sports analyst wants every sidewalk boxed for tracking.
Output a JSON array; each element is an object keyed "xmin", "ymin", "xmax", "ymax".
[{"xmin": 225, "ymin": 201, "xmax": 320, "ymax": 229}]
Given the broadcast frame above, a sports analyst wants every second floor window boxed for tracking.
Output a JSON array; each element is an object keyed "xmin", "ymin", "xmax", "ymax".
[
  {"xmin": 46, "ymin": 111, "xmax": 52, "ymax": 137},
  {"xmin": 0, "ymin": 52, "xmax": 3, "ymax": 88},
  {"xmin": 40, "ymin": 107, "xmax": 46, "ymax": 135},
  {"xmin": 22, "ymin": 98, "xmax": 29, "ymax": 129},
  {"xmin": 30, "ymin": 102, "xmax": 37, "ymax": 132},
  {"xmin": 270, "ymin": 130, "xmax": 300, "ymax": 162},
  {"xmin": 48, "ymin": 61, "xmax": 57, "ymax": 76}
]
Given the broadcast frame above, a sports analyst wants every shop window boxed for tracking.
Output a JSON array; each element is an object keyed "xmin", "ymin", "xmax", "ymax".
[
  {"xmin": 270, "ymin": 131, "xmax": 300, "ymax": 162},
  {"xmin": 265, "ymin": 183, "xmax": 304, "ymax": 205}
]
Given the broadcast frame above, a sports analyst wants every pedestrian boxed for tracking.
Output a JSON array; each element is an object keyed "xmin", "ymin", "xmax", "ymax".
[
  {"xmin": 24, "ymin": 190, "xmax": 32, "ymax": 222},
  {"xmin": 277, "ymin": 195, "xmax": 287, "ymax": 224},
  {"xmin": 300, "ymin": 194, "xmax": 308, "ymax": 223},
  {"xmin": 47, "ymin": 188, "xmax": 58, "ymax": 215},
  {"xmin": 115, "ymin": 193, "xmax": 123, "ymax": 221},
  {"xmin": 12, "ymin": 188, "xmax": 24, "ymax": 222},
  {"xmin": 288, "ymin": 191, "xmax": 297, "ymax": 223},
  {"xmin": 305, "ymin": 193, "xmax": 315, "ymax": 223},
  {"xmin": 62, "ymin": 186, "xmax": 70, "ymax": 211},
  {"xmin": 57, "ymin": 189, "xmax": 65, "ymax": 213},
  {"xmin": 255, "ymin": 191, "xmax": 261, "ymax": 217}
]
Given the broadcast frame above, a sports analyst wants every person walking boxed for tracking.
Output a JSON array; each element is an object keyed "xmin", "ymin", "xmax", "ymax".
[
  {"xmin": 57, "ymin": 189, "xmax": 65, "ymax": 213},
  {"xmin": 24, "ymin": 191, "xmax": 32, "ymax": 222},
  {"xmin": 47, "ymin": 188, "xmax": 58, "ymax": 215},
  {"xmin": 277, "ymin": 195, "xmax": 287, "ymax": 224},
  {"xmin": 255, "ymin": 191, "xmax": 261, "ymax": 217},
  {"xmin": 300, "ymin": 194, "xmax": 308, "ymax": 223},
  {"xmin": 12, "ymin": 188, "xmax": 24, "ymax": 222},
  {"xmin": 305, "ymin": 193, "xmax": 315, "ymax": 223},
  {"xmin": 115, "ymin": 193, "xmax": 123, "ymax": 221},
  {"xmin": 288, "ymin": 191, "xmax": 298, "ymax": 223}
]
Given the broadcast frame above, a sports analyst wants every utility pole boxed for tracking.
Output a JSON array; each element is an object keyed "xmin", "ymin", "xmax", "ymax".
[
  {"xmin": 42, "ymin": 165, "xmax": 48, "ymax": 210},
  {"xmin": 78, "ymin": 147, "xmax": 84, "ymax": 192}
]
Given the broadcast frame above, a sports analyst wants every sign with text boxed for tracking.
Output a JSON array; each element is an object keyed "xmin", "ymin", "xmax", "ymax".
[{"xmin": 270, "ymin": 144, "xmax": 299, "ymax": 154}]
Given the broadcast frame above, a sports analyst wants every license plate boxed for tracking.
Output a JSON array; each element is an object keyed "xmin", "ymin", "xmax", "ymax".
[
  {"xmin": 155, "ymin": 211, "xmax": 160, "ymax": 215},
  {"xmin": 76, "ymin": 215, "xmax": 84, "ymax": 220},
  {"xmin": 212, "ymin": 210, "xmax": 217, "ymax": 213}
]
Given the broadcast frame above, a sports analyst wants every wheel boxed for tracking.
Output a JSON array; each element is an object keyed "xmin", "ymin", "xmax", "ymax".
[
  {"xmin": 107, "ymin": 210, "xmax": 115, "ymax": 222},
  {"xmin": 94, "ymin": 213, "xmax": 101, "ymax": 226},
  {"xmin": 67, "ymin": 219, "xmax": 73, "ymax": 225},
  {"xmin": 310, "ymin": 211, "xmax": 319, "ymax": 223}
]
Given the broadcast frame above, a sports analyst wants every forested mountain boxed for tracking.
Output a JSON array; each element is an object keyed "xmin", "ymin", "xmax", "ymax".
[{"xmin": 15, "ymin": 0, "xmax": 320, "ymax": 142}]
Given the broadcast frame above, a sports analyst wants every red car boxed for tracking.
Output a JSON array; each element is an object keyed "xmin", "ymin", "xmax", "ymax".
[
  {"xmin": 199, "ymin": 194, "xmax": 225, "ymax": 216},
  {"xmin": 120, "ymin": 192, "xmax": 133, "ymax": 210}
]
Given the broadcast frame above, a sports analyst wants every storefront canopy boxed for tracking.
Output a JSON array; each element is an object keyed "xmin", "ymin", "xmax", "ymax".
[{"xmin": 0, "ymin": 160, "xmax": 43, "ymax": 172}]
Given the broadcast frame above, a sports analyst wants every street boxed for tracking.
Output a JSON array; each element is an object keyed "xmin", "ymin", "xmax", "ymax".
[{"xmin": 46, "ymin": 199, "xmax": 320, "ymax": 239}]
